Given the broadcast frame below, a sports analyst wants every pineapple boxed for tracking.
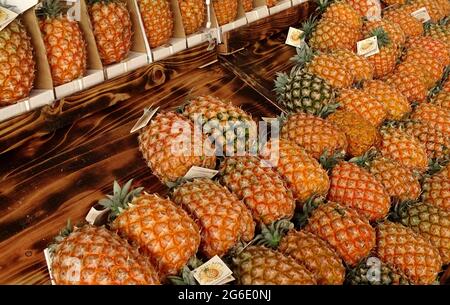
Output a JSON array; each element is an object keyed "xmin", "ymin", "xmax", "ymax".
[
  {"xmin": 178, "ymin": 0, "xmax": 206, "ymax": 35},
  {"xmin": 375, "ymin": 221, "xmax": 442, "ymax": 285},
  {"xmin": 394, "ymin": 201, "xmax": 450, "ymax": 264},
  {"xmin": 410, "ymin": 103, "xmax": 450, "ymax": 136},
  {"xmin": 100, "ymin": 180, "xmax": 201, "ymax": 278},
  {"xmin": 327, "ymin": 161, "xmax": 391, "ymax": 221},
  {"xmin": 346, "ymin": 257, "xmax": 411, "ymax": 285},
  {"xmin": 0, "ymin": 19, "xmax": 35, "ymax": 106},
  {"xmin": 50, "ymin": 224, "xmax": 160, "ymax": 285},
  {"xmin": 303, "ymin": 201, "xmax": 376, "ymax": 266},
  {"xmin": 280, "ymin": 112, "xmax": 348, "ymax": 159},
  {"xmin": 331, "ymin": 49, "xmax": 374, "ymax": 83},
  {"xmin": 425, "ymin": 23, "xmax": 450, "ymax": 51},
  {"xmin": 382, "ymin": 0, "xmax": 407, "ymax": 5},
  {"xmin": 139, "ymin": 0, "xmax": 174, "ymax": 48},
  {"xmin": 402, "ymin": 120, "xmax": 450, "ymax": 162},
  {"xmin": 336, "ymin": 88, "xmax": 387, "ymax": 127},
  {"xmin": 212, "ymin": 0, "xmax": 238, "ymax": 26},
  {"xmin": 138, "ymin": 111, "xmax": 216, "ymax": 185},
  {"xmin": 182, "ymin": 95, "xmax": 257, "ymax": 157},
  {"xmin": 260, "ymin": 139, "xmax": 330, "ymax": 204},
  {"xmin": 403, "ymin": 0, "xmax": 446, "ymax": 23},
  {"xmin": 327, "ymin": 110, "xmax": 379, "ymax": 158},
  {"xmin": 306, "ymin": 18, "xmax": 360, "ymax": 52},
  {"xmin": 219, "ymin": 156, "xmax": 295, "ymax": 224},
  {"xmin": 363, "ymin": 19, "xmax": 406, "ymax": 47},
  {"xmin": 38, "ymin": 0, "xmax": 87, "ymax": 86},
  {"xmin": 362, "ymin": 80, "xmax": 410, "ymax": 120},
  {"xmin": 87, "ymin": 0, "xmax": 132, "ymax": 65},
  {"xmin": 242, "ymin": 0, "xmax": 253, "ymax": 12},
  {"xmin": 383, "ymin": 8, "xmax": 423, "ymax": 38},
  {"xmin": 171, "ymin": 178, "xmax": 255, "ymax": 257},
  {"xmin": 384, "ymin": 72, "xmax": 427, "ymax": 103},
  {"xmin": 266, "ymin": 0, "xmax": 279, "ymax": 7},
  {"xmin": 377, "ymin": 126, "xmax": 428, "ymax": 172},
  {"xmin": 365, "ymin": 28, "xmax": 398, "ymax": 78},
  {"xmin": 346, "ymin": 0, "xmax": 382, "ymax": 19},
  {"xmin": 365, "ymin": 156, "xmax": 421, "ymax": 202},
  {"xmin": 231, "ymin": 245, "xmax": 316, "ymax": 285},
  {"xmin": 402, "ymin": 49, "xmax": 446, "ymax": 87},
  {"xmin": 394, "ymin": 62, "xmax": 435, "ymax": 91},
  {"xmin": 278, "ymin": 230, "xmax": 345, "ymax": 285},
  {"xmin": 422, "ymin": 167, "xmax": 450, "ymax": 211},
  {"xmin": 405, "ymin": 36, "xmax": 450, "ymax": 67},
  {"xmin": 432, "ymin": 90, "xmax": 450, "ymax": 111},
  {"xmin": 320, "ymin": 0, "xmax": 363, "ymax": 30},
  {"xmin": 273, "ymin": 67, "xmax": 336, "ymax": 115}
]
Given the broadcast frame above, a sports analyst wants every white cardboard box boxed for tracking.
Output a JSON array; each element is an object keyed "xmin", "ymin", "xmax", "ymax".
[
  {"xmin": 0, "ymin": 89, "xmax": 55, "ymax": 122},
  {"xmin": 54, "ymin": 70, "xmax": 105, "ymax": 100},
  {"xmin": 269, "ymin": 0, "xmax": 292, "ymax": 14},
  {"xmin": 105, "ymin": 52, "xmax": 148, "ymax": 79},
  {"xmin": 220, "ymin": 16, "xmax": 248, "ymax": 34},
  {"xmin": 245, "ymin": 5, "xmax": 270, "ymax": 23},
  {"xmin": 152, "ymin": 37, "xmax": 187, "ymax": 61},
  {"xmin": 292, "ymin": 0, "xmax": 309, "ymax": 5}
]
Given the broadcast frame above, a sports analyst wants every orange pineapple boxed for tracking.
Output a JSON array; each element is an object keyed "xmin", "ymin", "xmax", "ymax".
[
  {"xmin": 395, "ymin": 59, "xmax": 440, "ymax": 90},
  {"xmin": 39, "ymin": 0, "xmax": 87, "ymax": 86},
  {"xmin": 281, "ymin": 112, "xmax": 348, "ymax": 159},
  {"xmin": 403, "ymin": 0, "xmax": 446, "ymax": 22},
  {"xmin": 346, "ymin": 0, "xmax": 382, "ymax": 19},
  {"xmin": 139, "ymin": 0, "xmax": 174, "ymax": 48},
  {"xmin": 336, "ymin": 88, "xmax": 387, "ymax": 127},
  {"xmin": 376, "ymin": 221, "xmax": 442, "ymax": 285},
  {"xmin": 402, "ymin": 49, "xmax": 446, "ymax": 86},
  {"xmin": 178, "ymin": 0, "xmax": 206, "ymax": 35},
  {"xmin": 383, "ymin": 8, "xmax": 423, "ymax": 39},
  {"xmin": 365, "ymin": 28, "xmax": 398, "ymax": 78},
  {"xmin": 425, "ymin": 23, "xmax": 450, "ymax": 51},
  {"xmin": 219, "ymin": 156, "xmax": 296, "ymax": 224},
  {"xmin": 307, "ymin": 19, "xmax": 360, "ymax": 52},
  {"xmin": 101, "ymin": 181, "xmax": 201, "ymax": 278},
  {"xmin": 212, "ymin": 0, "xmax": 238, "ymax": 25},
  {"xmin": 51, "ymin": 225, "xmax": 160, "ymax": 285},
  {"xmin": 384, "ymin": 72, "xmax": 428, "ymax": 103},
  {"xmin": 242, "ymin": 0, "xmax": 253, "ymax": 12},
  {"xmin": 327, "ymin": 161, "xmax": 391, "ymax": 221},
  {"xmin": 432, "ymin": 90, "xmax": 450, "ymax": 111},
  {"xmin": 363, "ymin": 19, "xmax": 406, "ymax": 46},
  {"xmin": 327, "ymin": 110, "xmax": 379, "ymax": 158},
  {"xmin": 0, "ymin": 19, "xmax": 35, "ymax": 106},
  {"xmin": 405, "ymin": 36, "xmax": 450, "ymax": 66},
  {"xmin": 87, "ymin": 0, "xmax": 132, "ymax": 65},
  {"xmin": 260, "ymin": 139, "xmax": 330, "ymax": 204},
  {"xmin": 321, "ymin": 0, "xmax": 363, "ymax": 30},
  {"xmin": 410, "ymin": 103, "xmax": 450, "ymax": 136},
  {"xmin": 331, "ymin": 49, "xmax": 374, "ymax": 82},
  {"xmin": 378, "ymin": 126, "xmax": 428, "ymax": 172},
  {"xmin": 138, "ymin": 112, "xmax": 216, "ymax": 185},
  {"xmin": 422, "ymin": 165, "xmax": 450, "ymax": 211},
  {"xmin": 304, "ymin": 201, "xmax": 376, "ymax": 266},
  {"xmin": 266, "ymin": 0, "xmax": 279, "ymax": 7},
  {"xmin": 172, "ymin": 178, "xmax": 255, "ymax": 257},
  {"xmin": 362, "ymin": 80, "xmax": 410, "ymax": 120}
]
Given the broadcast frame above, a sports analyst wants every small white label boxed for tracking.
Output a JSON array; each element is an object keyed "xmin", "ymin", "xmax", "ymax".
[
  {"xmin": 411, "ymin": 7, "xmax": 431, "ymax": 23},
  {"xmin": 365, "ymin": 0, "xmax": 382, "ymax": 21},
  {"xmin": 357, "ymin": 36, "xmax": 380, "ymax": 57},
  {"xmin": 85, "ymin": 204, "xmax": 110, "ymax": 225},
  {"xmin": 183, "ymin": 166, "xmax": 219, "ymax": 181},
  {"xmin": 2, "ymin": 0, "xmax": 38, "ymax": 14},
  {"xmin": 285, "ymin": 27, "xmax": 305, "ymax": 48},
  {"xmin": 192, "ymin": 255, "xmax": 233, "ymax": 285},
  {"xmin": 0, "ymin": 6, "xmax": 18, "ymax": 31},
  {"xmin": 43, "ymin": 248, "xmax": 56, "ymax": 285},
  {"xmin": 130, "ymin": 107, "xmax": 160, "ymax": 133}
]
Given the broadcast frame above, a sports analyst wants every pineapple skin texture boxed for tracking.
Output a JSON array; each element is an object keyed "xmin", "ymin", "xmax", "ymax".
[{"xmin": 139, "ymin": 0, "xmax": 174, "ymax": 48}]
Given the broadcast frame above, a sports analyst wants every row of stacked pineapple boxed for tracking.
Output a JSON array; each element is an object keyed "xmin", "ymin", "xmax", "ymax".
[{"xmin": 0, "ymin": 0, "xmax": 259, "ymax": 108}]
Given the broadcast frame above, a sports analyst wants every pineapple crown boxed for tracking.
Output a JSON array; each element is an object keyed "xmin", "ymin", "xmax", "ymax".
[
  {"xmin": 348, "ymin": 148, "xmax": 379, "ymax": 169},
  {"xmin": 98, "ymin": 179, "xmax": 144, "ymax": 220},
  {"xmin": 300, "ymin": 16, "xmax": 317, "ymax": 42},
  {"xmin": 389, "ymin": 200, "xmax": 419, "ymax": 222},
  {"xmin": 290, "ymin": 43, "xmax": 314, "ymax": 69},
  {"xmin": 315, "ymin": 0, "xmax": 333, "ymax": 14},
  {"xmin": 429, "ymin": 66, "xmax": 450, "ymax": 98},
  {"xmin": 295, "ymin": 195, "xmax": 326, "ymax": 228},
  {"xmin": 252, "ymin": 219, "xmax": 294, "ymax": 249},
  {"xmin": 318, "ymin": 149, "xmax": 346, "ymax": 171},
  {"xmin": 167, "ymin": 256, "xmax": 203, "ymax": 285},
  {"xmin": 369, "ymin": 27, "xmax": 391, "ymax": 48},
  {"xmin": 37, "ymin": 0, "xmax": 66, "ymax": 19},
  {"xmin": 47, "ymin": 219, "xmax": 86, "ymax": 253}
]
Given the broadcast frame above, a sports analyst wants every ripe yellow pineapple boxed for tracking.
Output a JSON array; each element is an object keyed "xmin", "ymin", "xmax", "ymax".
[
  {"xmin": 365, "ymin": 28, "xmax": 398, "ymax": 78},
  {"xmin": 403, "ymin": 0, "xmax": 446, "ymax": 23},
  {"xmin": 406, "ymin": 36, "xmax": 450, "ymax": 67},
  {"xmin": 320, "ymin": 0, "xmax": 363, "ymax": 30},
  {"xmin": 219, "ymin": 156, "xmax": 296, "ymax": 225},
  {"xmin": 378, "ymin": 126, "xmax": 428, "ymax": 172},
  {"xmin": 242, "ymin": 0, "xmax": 253, "ymax": 12},
  {"xmin": 395, "ymin": 58, "xmax": 441, "ymax": 90},
  {"xmin": 384, "ymin": 72, "xmax": 427, "ymax": 104},
  {"xmin": 232, "ymin": 245, "xmax": 317, "ymax": 284},
  {"xmin": 327, "ymin": 110, "xmax": 379, "ymax": 158},
  {"xmin": 87, "ymin": 0, "xmax": 132, "ymax": 65},
  {"xmin": 304, "ymin": 201, "xmax": 376, "ymax": 266},
  {"xmin": 346, "ymin": 0, "xmax": 381, "ymax": 19},
  {"xmin": 51, "ymin": 224, "xmax": 160, "ymax": 285},
  {"xmin": 432, "ymin": 90, "xmax": 450, "ymax": 111},
  {"xmin": 178, "ymin": 0, "xmax": 206, "ymax": 35},
  {"xmin": 39, "ymin": 0, "xmax": 87, "ymax": 86},
  {"xmin": 100, "ymin": 180, "xmax": 201, "ymax": 278},
  {"xmin": 383, "ymin": 7, "xmax": 423, "ymax": 39},
  {"xmin": 266, "ymin": 0, "xmax": 279, "ymax": 7},
  {"xmin": 139, "ymin": 0, "xmax": 174, "ymax": 48},
  {"xmin": 260, "ymin": 139, "xmax": 330, "ymax": 204},
  {"xmin": 281, "ymin": 112, "xmax": 348, "ymax": 159},
  {"xmin": 212, "ymin": 0, "xmax": 238, "ymax": 26},
  {"xmin": 363, "ymin": 19, "xmax": 406, "ymax": 46},
  {"xmin": 425, "ymin": 23, "xmax": 450, "ymax": 51},
  {"xmin": 138, "ymin": 111, "xmax": 216, "ymax": 185},
  {"xmin": 327, "ymin": 161, "xmax": 391, "ymax": 221},
  {"xmin": 376, "ymin": 221, "xmax": 442, "ymax": 285},
  {"xmin": 336, "ymin": 88, "xmax": 387, "ymax": 127},
  {"xmin": 171, "ymin": 178, "xmax": 255, "ymax": 257},
  {"xmin": 0, "ymin": 19, "xmax": 35, "ymax": 106},
  {"xmin": 307, "ymin": 18, "xmax": 360, "ymax": 52},
  {"xmin": 410, "ymin": 103, "xmax": 450, "ymax": 136},
  {"xmin": 331, "ymin": 49, "xmax": 374, "ymax": 82},
  {"xmin": 402, "ymin": 49, "xmax": 446, "ymax": 87},
  {"xmin": 422, "ymin": 165, "xmax": 450, "ymax": 211},
  {"xmin": 362, "ymin": 80, "xmax": 410, "ymax": 120}
]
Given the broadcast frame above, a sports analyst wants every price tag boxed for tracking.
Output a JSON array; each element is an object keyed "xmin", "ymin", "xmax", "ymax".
[
  {"xmin": 357, "ymin": 36, "xmax": 379, "ymax": 57},
  {"xmin": 130, "ymin": 106, "xmax": 160, "ymax": 133},
  {"xmin": 192, "ymin": 255, "xmax": 234, "ymax": 285},
  {"xmin": 85, "ymin": 204, "xmax": 110, "ymax": 225},
  {"xmin": 183, "ymin": 166, "xmax": 219, "ymax": 180},
  {"xmin": 2, "ymin": 0, "xmax": 38, "ymax": 14},
  {"xmin": 0, "ymin": 6, "xmax": 17, "ymax": 31},
  {"xmin": 411, "ymin": 7, "xmax": 431, "ymax": 23},
  {"xmin": 285, "ymin": 27, "xmax": 305, "ymax": 48}
]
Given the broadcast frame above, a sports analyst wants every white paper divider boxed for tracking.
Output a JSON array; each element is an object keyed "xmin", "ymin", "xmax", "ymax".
[
  {"xmin": 292, "ymin": 0, "xmax": 309, "ymax": 6},
  {"xmin": 28, "ymin": 89, "xmax": 55, "ymax": 110},
  {"xmin": 268, "ymin": 0, "xmax": 292, "ymax": 14},
  {"xmin": 54, "ymin": 70, "xmax": 105, "ymax": 99},
  {"xmin": 43, "ymin": 248, "xmax": 56, "ymax": 285},
  {"xmin": 105, "ymin": 52, "xmax": 148, "ymax": 80},
  {"xmin": 220, "ymin": 16, "xmax": 248, "ymax": 34},
  {"xmin": 0, "ymin": 102, "xmax": 27, "ymax": 122},
  {"xmin": 152, "ymin": 38, "xmax": 187, "ymax": 61},
  {"xmin": 245, "ymin": 5, "xmax": 270, "ymax": 23}
]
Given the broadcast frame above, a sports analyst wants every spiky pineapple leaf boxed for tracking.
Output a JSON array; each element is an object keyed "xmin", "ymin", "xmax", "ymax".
[
  {"xmin": 253, "ymin": 219, "xmax": 294, "ymax": 248},
  {"xmin": 99, "ymin": 179, "xmax": 143, "ymax": 220}
]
